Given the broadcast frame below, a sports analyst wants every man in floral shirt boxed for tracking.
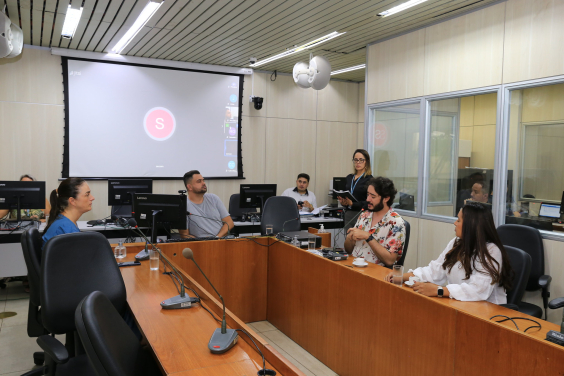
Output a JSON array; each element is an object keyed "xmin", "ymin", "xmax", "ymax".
[{"xmin": 344, "ymin": 177, "xmax": 406, "ymax": 266}]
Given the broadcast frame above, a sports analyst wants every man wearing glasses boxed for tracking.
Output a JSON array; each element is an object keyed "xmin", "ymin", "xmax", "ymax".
[{"xmin": 282, "ymin": 173, "xmax": 317, "ymax": 212}]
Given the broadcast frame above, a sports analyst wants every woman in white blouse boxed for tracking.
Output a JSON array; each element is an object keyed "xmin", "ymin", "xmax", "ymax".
[{"xmin": 385, "ymin": 201, "xmax": 513, "ymax": 304}]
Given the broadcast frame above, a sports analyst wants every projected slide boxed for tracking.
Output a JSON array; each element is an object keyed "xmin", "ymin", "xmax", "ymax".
[{"xmin": 65, "ymin": 58, "xmax": 242, "ymax": 179}]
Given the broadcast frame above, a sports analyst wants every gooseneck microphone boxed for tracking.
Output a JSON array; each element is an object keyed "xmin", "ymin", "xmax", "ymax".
[
  {"xmin": 128, "ymin": 219, "xmax": 198, "ymax": 309},
  {"xmin": 187, "ymin": 211, "xmax": 231, "ymax": 236},
  {"xmin": 112, "ymin": 214, "xmax": 149, "ymax": 261},
  {"xmin": 281, "ymin": 216, "xmax": 300, "ymax": 233},
  {"xmin": 182, "ymin": 248, "xmax": 238, "ymax": 354}
]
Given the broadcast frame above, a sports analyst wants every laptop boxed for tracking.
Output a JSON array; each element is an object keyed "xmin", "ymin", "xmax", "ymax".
[{"xmin": 538, "ymin": 203, "xmax": 560, "ymax": 219}]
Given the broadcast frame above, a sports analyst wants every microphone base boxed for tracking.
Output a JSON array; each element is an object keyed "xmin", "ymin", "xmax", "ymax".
[
  {"xmin": 160, "ymin": 295, "xmax": 200, "ymax": 310},
  {"xmin": 208, "ymin": 328, "xmax": 238, "ymax": 354},
  {"xmin": 135, "ymin": 249, "xmax": 150, "ymax": 261}
]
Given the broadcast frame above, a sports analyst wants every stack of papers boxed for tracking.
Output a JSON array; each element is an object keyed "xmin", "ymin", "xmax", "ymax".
[{"xmin": 299, "ymin": 205, "xmax": 328, "ymax": 216}]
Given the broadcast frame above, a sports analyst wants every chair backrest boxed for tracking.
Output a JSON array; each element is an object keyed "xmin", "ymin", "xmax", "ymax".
[
  {"xmin": 228, "ymin": 193, "xmax": 253, "ymax": 219},
  {"xmin": 21, "ymin": 228, "xmax": 43, "ymax": 306},
  {"xmin": 497, "ymin": 224, "xmax": 545, "ymax": 291},
  {"xmin": 76, "ymin": 291, "xmax": 151, "ymax": 376},
  {"xmin": 504, "ymin": 245, "xmax": 532, "ymax": 306},
  {"xmin": 396, "ymin": 220, "xmax": 410, "ymax": 267},
  {"xmin": 261, "ymin": 196, "xmax": 300, "ymax": 235},
  {"xmin": 41, "ymin": 232, "xmax": 127, "ymax": 335}
]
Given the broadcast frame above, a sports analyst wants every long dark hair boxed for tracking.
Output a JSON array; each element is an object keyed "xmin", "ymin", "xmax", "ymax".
[
  {"xmin": 351, "ymin": 149, "xmax": 372, "ymax": 175},
  {"xmin": 442, "ymin": 202, "xmax": 513, "ymax": 290},
  {"xmin": 44, "ymin": 178, "xmax": 85, "ymax": 233}
]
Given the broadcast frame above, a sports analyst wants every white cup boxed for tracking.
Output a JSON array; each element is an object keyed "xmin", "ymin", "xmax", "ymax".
[{"xmin": 354, "ymin": 257, "xmax": 365, "ymax": 264}]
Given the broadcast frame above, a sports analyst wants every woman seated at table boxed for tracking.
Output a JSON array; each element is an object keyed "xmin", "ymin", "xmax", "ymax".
[
  {"xmin": 42, "ymin": 177, "xmax": 95, "ymax": 247},
  {"xmin": 0, "ymin": 174, "xmax": 51, "ymax": 220},
  {"xmin": 385, "ymin": 201, "xmax": 513, "ymax": 304}
]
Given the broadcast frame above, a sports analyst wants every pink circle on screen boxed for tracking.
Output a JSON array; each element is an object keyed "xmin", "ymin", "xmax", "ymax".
[
  {"xmin": 373, "ymin": 123, "xmax": 388, "ymax": 148},
  {"xmin": 144, "ymin": 107, "xmax": 176, "ymax": 141}
]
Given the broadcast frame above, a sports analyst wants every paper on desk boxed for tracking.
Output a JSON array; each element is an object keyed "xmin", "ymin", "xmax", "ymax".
[{"xmin": 300, "ymin": 205, "xmax": 328, "ymax": 216}]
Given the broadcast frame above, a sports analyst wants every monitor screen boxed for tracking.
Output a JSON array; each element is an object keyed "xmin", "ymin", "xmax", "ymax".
[
  {"xmin": 539, "ymin": 203, "xmax": 560, "ymax": 218},
  {"xmin": 133, "ymin": 193, "xmax": 187, "ymax": 230},
  {"xmin": 0, "ymin": 181, "xmax": 46, "ymax": 217},
  {"xmin": 108, "ymin": 179, "xmax": 153, "ymax": 205},
  {"xmin": 239, "ymin": 184, "xmax": 277, "ymax": 210}
]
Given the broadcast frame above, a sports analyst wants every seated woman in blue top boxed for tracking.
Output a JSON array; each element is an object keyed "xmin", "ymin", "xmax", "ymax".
[{"xmin": 42, "ymin": 177, "xmax": 95, "ymax": 248}]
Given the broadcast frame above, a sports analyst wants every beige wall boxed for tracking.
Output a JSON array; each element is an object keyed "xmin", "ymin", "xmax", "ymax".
[
  {"xmin": 0, "ymin": 47, "xmax": 365, "ymax": 220},
  {"xmin": 459, "ymin": 93, "xmax": 497, "ymax": 169},
  {"xmin": 367, "ymin": 0, "xmax": 564, "ymax": 104}
]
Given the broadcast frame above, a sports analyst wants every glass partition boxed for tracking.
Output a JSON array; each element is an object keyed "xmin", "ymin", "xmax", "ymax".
[
  {"xmin": 425, "ymin": 93, "xmax": 498, "ymax": 218},
  {"xmin": 368, "ymin": 102, "xmax": 420, "ymax": 212},
  {"xmin": 505, "ymin": 83, "xmax": 564, "ymax": 232}
]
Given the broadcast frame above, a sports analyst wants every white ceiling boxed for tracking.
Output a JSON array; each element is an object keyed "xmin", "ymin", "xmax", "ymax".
[{"xmin": 3, "ymin": 0, "xmax": 501, "ymax": 82}]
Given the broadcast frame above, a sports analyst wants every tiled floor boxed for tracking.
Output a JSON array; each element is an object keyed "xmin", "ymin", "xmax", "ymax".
[
  {"xmin": 0, "ymin": 281, "xmax": 42, "ymax": 376},
  {"xmin": 0, "ymin": 281, "xmax": 338, "ymax": 376},
  {"xmin": 247, "ymin": 321, "xmax": 338, "ymax": 376}
]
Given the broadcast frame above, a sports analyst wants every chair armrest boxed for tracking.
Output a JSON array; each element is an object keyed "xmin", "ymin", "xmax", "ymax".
[
  {"xmin": 37, "ymin": 335, "xmax": 69, "ymax": 364},
  {"xmin": 500, "ymin": 303, "xmax": 520, "ymax": 311},
  {"xmin": 548, "ymin": 297, "xmax": 564, "ymax": 310},
  {"xmin": 539, "ymin": 275, "xmax": 552, "ymax": 289}
]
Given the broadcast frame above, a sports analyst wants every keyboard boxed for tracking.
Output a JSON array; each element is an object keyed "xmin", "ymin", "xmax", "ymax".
[{"xmin": 165, "ymin": 236, "xmax": 218, "ymax": 243}]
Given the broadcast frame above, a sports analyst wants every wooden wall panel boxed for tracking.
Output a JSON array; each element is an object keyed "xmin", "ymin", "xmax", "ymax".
[
  {"xmin": 317, "ymin": 80, "xmax": 359, "ymax": 123},
  {"xmin": 423, "ymin": 3, "xmax": 505, "ymax": 95},
  {"xmin": 265, "ymin": 74, "xmax": 317, "ymax": 120},
  {"xmin": 0, "ymin": 47, "xmax": 64, "ymax": 104},
  {"xmin": 264, "ymin": 118, "xmax": 317, "ymax": 196},
  {"xmin": 314, "ymin": 121, "xmax": 358, "ymax": 207},
  {"xmin": 503, "ymin": 0, "xmax": 564, "ymax": 84},
  {"xmin": 366, "ymin": 29, "xmax": 425, "ymax": 105},
  {"xmin": 357, "ymin": 122, "xmax": 364, "ymax": 149},
  {"xmin": 358, "ymin": 84, "xmax": 365, "ymax": 124},
  {"xmin": 417, "ymin": 218, "xmax": 456, "ymax": 266}
]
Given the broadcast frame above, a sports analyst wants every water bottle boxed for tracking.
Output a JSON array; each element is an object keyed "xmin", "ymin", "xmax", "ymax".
[{"xmin": 114, "ymin": 240, "xmax": 126, "ymax": 259}]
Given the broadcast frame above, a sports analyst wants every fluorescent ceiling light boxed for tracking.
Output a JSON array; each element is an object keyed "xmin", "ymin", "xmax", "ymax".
[
  {"xmin": 111, "ymin": 0, "xmax": 163, "ymax": 54},
  {"xmin": 249, "ymin": 31, "xmax": 345, "ymax": 67},
  {"xmin": 378, "ymin": 0, "xmax": 429, "ymax": 17},
  {"xmin": 61, "ymin": 5, "xmax": 83, "ymax": 39},
  {"xmin": 331, "ymin": 64, "xmax": 366, "ymax": 75}
]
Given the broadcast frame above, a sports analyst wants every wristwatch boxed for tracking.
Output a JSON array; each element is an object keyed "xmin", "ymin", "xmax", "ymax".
[
  {"xmin": 366, "ymin": 235, "xmax": 375, "ymax": 243},
  {"xmin": 437, "ymin": 286, "xmax": 444, "ymax": 298}
]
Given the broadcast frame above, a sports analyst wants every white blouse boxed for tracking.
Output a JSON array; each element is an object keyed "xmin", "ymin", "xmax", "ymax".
[{"xmin": 412, "ymin": 237, "xmax": 507, "ymax": 304}]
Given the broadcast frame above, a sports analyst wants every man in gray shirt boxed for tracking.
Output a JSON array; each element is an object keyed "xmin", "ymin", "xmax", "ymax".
[{"xmin": 178, "ymin": 170, "xmax": 234, "ymax": 238}]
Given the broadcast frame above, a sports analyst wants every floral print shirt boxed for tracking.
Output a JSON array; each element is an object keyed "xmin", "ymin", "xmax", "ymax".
[{"xmin": 351, "ymin": 209, "xmax": 406, "ymax": 266}]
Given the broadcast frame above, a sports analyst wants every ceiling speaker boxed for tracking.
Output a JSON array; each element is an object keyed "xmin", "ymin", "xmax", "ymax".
[
  {"xmin": 292, "ymin": 55, "xmax": 331, "ymax": 90},
  {"xmin": 0, "ymin": 11, "xmax": 23, "ymax": 59}
]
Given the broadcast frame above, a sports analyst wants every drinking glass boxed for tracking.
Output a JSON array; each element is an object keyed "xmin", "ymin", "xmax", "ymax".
[
  {"xmin": 392, "ymin": 264, "xmax": 404, "ymax": 286},
  {"xmin": 265, "ymin": 224, "xmax": 274, "ymax": 235},
  {"xmin": 308, "ymin": 238, "xmax": 316, "ymax": 251},
  {"xmin": 149, "ymin": 248, "xmax": 159, "ymax": 271}
]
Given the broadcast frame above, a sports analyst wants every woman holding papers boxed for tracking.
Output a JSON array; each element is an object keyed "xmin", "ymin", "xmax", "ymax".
[
  {"xmin": 385, "ymin": 202, "xmax": 513, "ymax": 303},
  {"xmin": 337, "ymin": 149, "xmax": 373, "ymax": 232}
]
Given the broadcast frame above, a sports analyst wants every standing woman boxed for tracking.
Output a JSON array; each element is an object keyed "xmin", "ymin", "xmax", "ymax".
[
  {"xmin": 42, "ymin": 178, "xmax": 95, "ymax": 248},
  {"xmin": 338, "ymin": 149, "xmax": 373, "ymax": 233}
]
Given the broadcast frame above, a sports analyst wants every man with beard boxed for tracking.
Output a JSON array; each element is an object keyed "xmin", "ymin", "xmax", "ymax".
[
  {"xmin": 178, "ymin": 170, "xmax": 234, "ymax": 238},
  {"xmin": 344, "ymin": 177, "xmax": 406, "ymax": 266}
]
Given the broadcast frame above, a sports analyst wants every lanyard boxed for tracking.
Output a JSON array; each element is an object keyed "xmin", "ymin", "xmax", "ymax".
[{"xmin": 351, "ymin": 173, "xmax": 365, "ymax": 194}]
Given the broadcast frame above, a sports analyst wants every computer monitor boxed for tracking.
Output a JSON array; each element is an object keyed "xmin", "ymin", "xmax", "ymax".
[
  {"xmin": 560, "ymin": 191, "xmax": 564, "ymax": 215},
  {"xmin": 108, "ymin": 179, "xmax": 153, "ymax": 219},
  {"xmin": 0, "ymin": 181, "xmax": 46, "ymax": 222},
  {"xmin": 539, "ymin": 203, "xmax": 560, "ymax": 219},
  {"xmin": 332, "ymin": 177, "xmax": 347, "ymax": 199},
  {"xmin": 239, "ymin": 184, "xmax": 277, "ymax": 212},
  {"xmin": 133, "ymin": 193, "xmax": 187, "ymax": 244}
]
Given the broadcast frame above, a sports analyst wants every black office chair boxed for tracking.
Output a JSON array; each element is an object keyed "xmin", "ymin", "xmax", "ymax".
[
  {"xmin": 548, "ymin": 297, "xmax": 564, "ymax": 332},
  {"xmin": 37, "ymin": 232, "xmax": 127, "ymax": 376},
  {"xmin": 260, "ymin": 196, "xmax": 300, "ymax": 235},
  {"xmin": 396, "ymin": 220, "xmax": 410, "ymax": 267},
  {"xmin": 497, "ymin": 224, "xmax": 551, "ymax": 319},
  {"xmin": 500, "ymin": 245, "xmax": 531, "ymax": 311},
  {"xmin": 228, "ymin": 193, "xmax": 253, "ymax": 221},
  {"xmin": 75, "ymin": 291, "xmax": 160, "ymax": 376},
  {"xmin": 20, "ymin": 228, "xmax": 49, "ymax": 376}
]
